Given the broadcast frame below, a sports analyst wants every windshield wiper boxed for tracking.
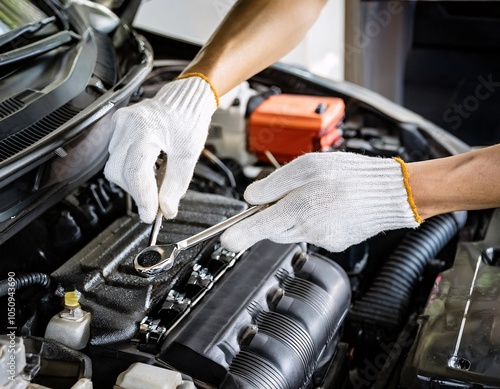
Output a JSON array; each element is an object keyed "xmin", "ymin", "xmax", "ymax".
[
  {"xmin": 0, "ymin": 16, "xmax": 56, "ymax": 51},
  {"xmin": 0, "ymin": 30, "xmax": 81, "ymax": 67}
]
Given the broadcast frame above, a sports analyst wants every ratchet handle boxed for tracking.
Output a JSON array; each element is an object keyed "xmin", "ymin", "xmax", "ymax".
[{"xmin": 178, "ymin": 204, "xmax": 268, "ymax": 250}]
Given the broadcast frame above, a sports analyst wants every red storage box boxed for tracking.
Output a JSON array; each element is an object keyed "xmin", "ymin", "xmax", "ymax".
[{"xmin": 248, "ymin": 94, "xmax": 345, "ymax": 164}]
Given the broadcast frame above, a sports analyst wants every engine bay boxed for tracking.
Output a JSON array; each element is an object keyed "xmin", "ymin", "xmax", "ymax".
[{"xmin": 1, "ymin": 2, "xmax": 500, "ymax": 389}]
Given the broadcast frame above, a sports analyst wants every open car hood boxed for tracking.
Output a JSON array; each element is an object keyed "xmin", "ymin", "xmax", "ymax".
[{"xmin": 0, "ymin": 0, "xmax": 153, "ymax": 244}]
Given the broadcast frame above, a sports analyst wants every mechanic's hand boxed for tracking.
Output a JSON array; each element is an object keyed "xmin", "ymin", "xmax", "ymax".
[
  {"xmin": 104, "ymin": 74, "xmax": 218, "ymax": 223},
  {"xmin": 221, "ymin": 152, "xmax": 423, "ymax": 253}
]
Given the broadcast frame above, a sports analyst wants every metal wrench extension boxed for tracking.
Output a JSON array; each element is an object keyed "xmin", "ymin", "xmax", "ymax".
[
  {"xmin": 148, "ymin": 154, "xmax": 168, "ymax": 247},
  {"xmin": 134, "ymin": 203, "xmax": 268, "ymax": 277}
]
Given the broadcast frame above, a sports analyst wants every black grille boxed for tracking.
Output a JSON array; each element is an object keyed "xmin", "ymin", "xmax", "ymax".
[
  {"xmin": 0, "ymin": 98, "xmax": 25, "ymax": 119},
  {"xmin": 0, "ymin": 104, "xmax": 81, "ymax": 162}
]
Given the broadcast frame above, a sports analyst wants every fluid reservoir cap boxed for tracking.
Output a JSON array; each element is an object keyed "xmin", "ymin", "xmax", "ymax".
[
  {"xmin": 64, "ymin": 291, "xmax": 80, "ymax": 309},
  {"xmin": 315, "ymin": 103, "xmax": 327, "ymax": 114}
]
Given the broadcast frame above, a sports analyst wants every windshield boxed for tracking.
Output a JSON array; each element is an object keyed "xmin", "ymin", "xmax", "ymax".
[{"xmin": 0, "ymin": 0, "xmax": 48, "ymax": 35}]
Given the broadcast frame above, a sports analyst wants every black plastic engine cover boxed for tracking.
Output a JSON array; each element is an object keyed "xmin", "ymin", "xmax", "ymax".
[
  {"xmin": 403, "ymin": 208, "xmax": 500, "ymax": 388},
  {"xmin": 51, "ymin": 191, "xmax": 247, "ymax": 346},
  {"xmin": 158, "ymin": 241, "xmax": 351, "ymax": 389}
]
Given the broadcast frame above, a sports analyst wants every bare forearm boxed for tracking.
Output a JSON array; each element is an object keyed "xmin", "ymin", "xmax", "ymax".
[
  {"xmin": 408, "ymin": 144, "xmax": 500, "ymax": 219},
  {"xmin": 181, "ymin": 0, "xmax": 327, "ymax": 95}
]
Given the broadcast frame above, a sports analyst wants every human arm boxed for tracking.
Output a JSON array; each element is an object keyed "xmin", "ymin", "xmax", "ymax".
[
  {"xmin": 104, "ymin": 0, "xmax": 328, "ymax": 223},
  {"xmin": 221, "ymin": 145, "xmax": 500, "ymax": 253},
  {"xmin": 408, "ymin": 144, "xmax": 500, "ymax": 219},
  {"xmin": 182, "ymin": 0, "xmax": 328, "ymax": 95}
]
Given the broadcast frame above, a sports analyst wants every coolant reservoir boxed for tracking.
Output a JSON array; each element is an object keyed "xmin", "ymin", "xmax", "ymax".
[
  {"xmin": 44, "ymin": 291, "xmax": 91, "ymax": 350},
  {"xmin": 115, "ymin": 363, "xmax": 191, "ymax": 389},
  {"xmin": 206, "ymin": 81, "xmax": 257, "ymax": 165}
]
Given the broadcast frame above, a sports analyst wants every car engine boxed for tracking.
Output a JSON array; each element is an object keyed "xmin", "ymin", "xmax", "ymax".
[{"xmin": 1, "ymin": 1, "xmax": 500, "ymax": 389}]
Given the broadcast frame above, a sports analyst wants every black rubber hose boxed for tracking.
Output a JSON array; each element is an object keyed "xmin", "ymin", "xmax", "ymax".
[
  {"xmin": 349, "ymin": 211, "xmax": 467, "ymax": 329},
  {"xmin": 0, "ymin": 273, "xmax": 50, "ymax": 297}
]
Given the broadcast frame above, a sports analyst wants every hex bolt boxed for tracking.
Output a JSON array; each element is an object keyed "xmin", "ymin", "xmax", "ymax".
[
  {"xmin": 268, "ymin": 287, "xmax": 285, "ymax": 309},
  {"xmin": 292, "ymin": 251, "xmax": 308, "ymax": 271},
  {"xmin": 240, "ymin": 325, "xmax": 258, "ymax": 347}
]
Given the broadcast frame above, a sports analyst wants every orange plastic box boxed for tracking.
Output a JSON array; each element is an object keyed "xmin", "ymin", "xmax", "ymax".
[{"xmin": 248, "ymin": 94, "xmax": 345, "ymax": 164}]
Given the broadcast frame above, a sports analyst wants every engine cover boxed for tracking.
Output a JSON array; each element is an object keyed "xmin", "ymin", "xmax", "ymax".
[
  {"xmin": 403, "ymin": 209, "xmax": 500, "ymax": 388},
  {"xmin": 51, "ymin": 191, "xmax": 350, "ymax": 388},
  {"xmin": 158, "ymin": 241, "xmax": 350, "ymax": 389}
]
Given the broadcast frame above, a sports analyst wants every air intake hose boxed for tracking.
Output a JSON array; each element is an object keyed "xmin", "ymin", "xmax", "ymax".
[
  {"xmin": 349, "ymin": 211, "xmax": 467, "ymax": 329},
  {"xmin": 0, "ymin": 273, "xmax": 50, "ymax": 297}
]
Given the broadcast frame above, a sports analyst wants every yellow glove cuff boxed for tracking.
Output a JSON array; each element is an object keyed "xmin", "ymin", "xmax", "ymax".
[
  {"xmin": 394, "ymin": 157, "xmax": 424, "ymax": 224},
  {"xmin": 176, "ymin": 72, "xmax": 220, "ymax": 107}
]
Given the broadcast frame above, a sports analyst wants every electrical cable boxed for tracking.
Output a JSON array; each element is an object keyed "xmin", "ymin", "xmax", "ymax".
[
  {"xmin": 202, "ymin": 148, "xmax": 237, "ymax": 190},
  {"xmin": 0, "ymin": 272, "xmax": 50, "ymax": 297}
]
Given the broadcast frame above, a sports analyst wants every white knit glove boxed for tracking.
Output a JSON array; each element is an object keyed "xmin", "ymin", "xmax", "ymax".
[
  {"xmin": 221, "ymin": 152, "xmax": 422, "ymax": 253},
  {"xmin": 104, "ymin": 74, "xmax": 218, "ymax": 223}
]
